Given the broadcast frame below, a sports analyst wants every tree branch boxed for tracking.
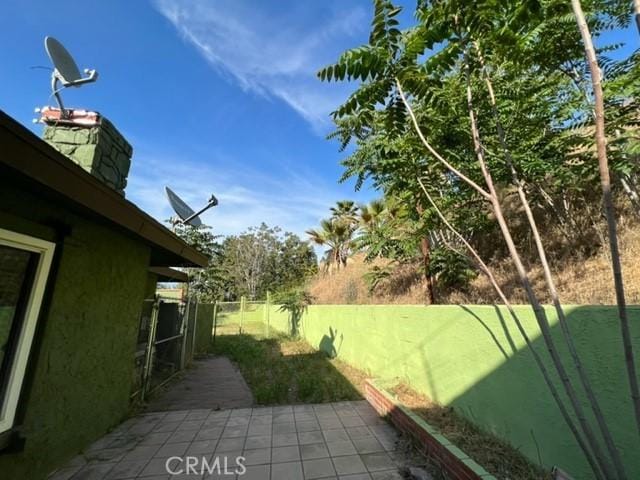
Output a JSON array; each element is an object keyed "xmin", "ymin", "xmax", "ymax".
[{"xmin": 395, "ymin": 78, "xmax": 492, "ymax": 201}]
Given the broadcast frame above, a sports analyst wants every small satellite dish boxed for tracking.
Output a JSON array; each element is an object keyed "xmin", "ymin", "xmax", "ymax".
[
  {"xmin": 44, "ymin": 36, "xmax": 98, "ymax": 117},
  {"xmin": 165, "ymin": 187, "xmax": 218, "ymax": 227}
]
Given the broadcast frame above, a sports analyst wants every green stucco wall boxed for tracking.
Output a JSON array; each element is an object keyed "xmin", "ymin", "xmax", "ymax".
[
  {"xmin": 0, "ymin": 186, "xmax": 151, "ymax": 479},
  {"xmin": 194, "ymin": 304, "xmax": 215, "ymax": 355},
  {"xmin": 223, "ymin": 303, "xmax": 640, "ymax": 478}
]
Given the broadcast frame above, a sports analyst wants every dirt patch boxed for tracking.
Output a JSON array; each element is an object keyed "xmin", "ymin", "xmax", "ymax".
[
  {"xmin": 390, "ymin": 383, "xmax": 550, "ymax": 480},
  {"xmin": 306, "ymin": 225, "xmax": 640, "ymax": 305}
]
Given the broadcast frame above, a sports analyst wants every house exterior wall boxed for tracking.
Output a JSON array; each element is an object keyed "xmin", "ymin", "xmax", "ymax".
[{"xmin": 0, "ymin": 185, "xmax": 152, "ymax": 479}]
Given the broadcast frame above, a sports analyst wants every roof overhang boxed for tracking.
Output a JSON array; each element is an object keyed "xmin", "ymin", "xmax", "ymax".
[
  {"xmin": 0, "ymin": 110, "xmax": 208, "ymax": 268},
  {"xmin": 149, "ymin": 266, "xmax": 189, "ymax": 283}
]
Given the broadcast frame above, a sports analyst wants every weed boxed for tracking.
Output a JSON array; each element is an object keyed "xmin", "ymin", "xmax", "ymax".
[{"xmin": 210, "ymin": 324, "xmax": 363, "ymax": 404}]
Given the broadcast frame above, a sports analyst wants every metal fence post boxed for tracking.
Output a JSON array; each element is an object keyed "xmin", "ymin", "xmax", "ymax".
[
  {"xmin": 212, "ymin": 301, "xmax": 218, "ymax": 346},
  {"xmin": 141, "ymin": 296, "xmax": 160, "ymax": 402},
  {"xmin": 180, "ymin": 297, "xmax": 190, "ymax": 369},
  {"xmin": 240, "ymin": 295, "xmax": 245, "ymax": 334},
  {"xmin": 191, "ymin": 300, "xmax": 199, "ymax": 357},
  {"xmin": 266, "ymin": 291, "xmax": 271, "ymax": 338}
]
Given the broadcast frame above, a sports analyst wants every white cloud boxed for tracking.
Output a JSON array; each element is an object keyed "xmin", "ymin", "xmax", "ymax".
[
  {"xmin": 152, "ymin": 0, "xmax": 366, "ymax": 132},
  {"xmin": 126, "ymin": 150, "xmax": 369, "ymax": 240}
]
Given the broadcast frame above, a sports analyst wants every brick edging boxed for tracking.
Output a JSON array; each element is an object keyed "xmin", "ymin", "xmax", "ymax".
[{"xmin": 364, "ymin": 379, "xmax": 497, "ymax": 480}]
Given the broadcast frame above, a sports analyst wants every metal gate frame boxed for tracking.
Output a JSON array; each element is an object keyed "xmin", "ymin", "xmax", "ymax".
[{"xmin": 132, "ymin": 294, "xmax": 197, "ymax": 403}]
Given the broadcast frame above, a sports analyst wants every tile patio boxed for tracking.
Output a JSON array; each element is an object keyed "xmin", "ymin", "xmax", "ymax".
[{"xmin": 48, "ymin": 401, "xmax": 407, "ymax": 480}]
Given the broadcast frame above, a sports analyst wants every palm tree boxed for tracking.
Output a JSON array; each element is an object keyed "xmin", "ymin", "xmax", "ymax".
[
  {"xmin": 306, "ymin": 218, "xmax": 356, "ymax": 272},
  {"xmin": 330, "ymin": 200, "xmax": 359, "ymax": 226},
  {"xmin": 358, "ymin": 199, "xmax": 386, "ymax": 231}
]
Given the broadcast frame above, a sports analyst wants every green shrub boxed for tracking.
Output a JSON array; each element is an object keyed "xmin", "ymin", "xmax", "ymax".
[{"xmin": 429, "ymin": 247, "xmax": 477, "ymax": 289}]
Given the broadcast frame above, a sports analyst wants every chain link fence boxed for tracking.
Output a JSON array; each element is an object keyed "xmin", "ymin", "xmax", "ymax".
[
  {"xmin": 131, "ymin": 295, "xmax": 198, "ymax": 402},
  {"xmin": 213, "ymin": 298, "xmax": 268, "ymax": 337},
  {"xmin": 131, "ymin": 294, "xmax": 290, "ymax": 403}
]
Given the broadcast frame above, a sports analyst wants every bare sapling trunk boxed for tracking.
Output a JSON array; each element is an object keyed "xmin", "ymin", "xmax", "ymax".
[
  {"xmin": 416, "ymin": 203, "xmax": 436, "ymax": 304},
  {"xmin": 572, "ymin": 0, "xmax": 640, "ymax": 439},
  {"xmin": 418, "ymin": 178, "xmax": 605, "ymax": 479},
  {"xmin": 474, "ymin": 41, "xmax": 627, "ymax": 479},
  {"xmin": 421, "ymin": 236, "xmax": 436, "ymax": 303},
  {"xmin": 462, "ymin": 60, "xmax": 618, "ymax": 478},
  {"xmin": 396, "ymin": 76, "xmax": 616, "ymax": 478}
]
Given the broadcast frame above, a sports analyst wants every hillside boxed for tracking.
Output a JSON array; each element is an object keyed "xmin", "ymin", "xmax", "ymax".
[{"xmin": 307, "ymin": 225, "xmax": 640, "ymax": 305}]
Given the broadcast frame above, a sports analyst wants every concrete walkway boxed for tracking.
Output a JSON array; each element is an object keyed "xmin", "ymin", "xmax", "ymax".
[
  {"xmin": 145, "ymin": 357, "xmax": 254, "ymax": 412},
  {"xmin": 49, "ymin": 401, "xmax": 405, "ymax": 480}
]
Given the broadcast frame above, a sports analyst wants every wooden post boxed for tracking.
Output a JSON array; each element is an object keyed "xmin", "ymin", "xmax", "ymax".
[{"xmin": 240, "ymin": 296, "xmax": 245, "ymax": 334}]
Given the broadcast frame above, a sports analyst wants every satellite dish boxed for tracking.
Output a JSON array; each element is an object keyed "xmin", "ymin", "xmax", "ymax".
[
  {"xmin": 165, "ymin": 187, "xmax": 218, "ymax": 227},
  {"xmin": 44, "ymin": 36, "xmax": 98, "ymax": 117}
]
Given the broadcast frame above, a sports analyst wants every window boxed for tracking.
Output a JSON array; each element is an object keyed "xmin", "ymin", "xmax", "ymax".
[{"xmin": 0, "ymin": 228, "xmax": 54, "ymax": 435}]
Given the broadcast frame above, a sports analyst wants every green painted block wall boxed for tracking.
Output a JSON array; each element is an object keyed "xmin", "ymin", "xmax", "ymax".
[
  {"xmin": 0, "ymin": 186, "xmax": 151, "ymax": 479},
  {"xmin": 222, "ymin": 303, "xmax": 640, "ymax": 478},
  {"xmin": 195, "ymin": 304, "xmax": 215, "ymax": 354}
]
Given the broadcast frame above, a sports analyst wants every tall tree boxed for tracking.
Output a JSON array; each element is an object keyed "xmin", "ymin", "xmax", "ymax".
[
  {"xmin": 319, "ymin": 0, "xmax": 637, "ymax": 475},
  {"xmin": 306, "ymin": 217, "xmax": 357, "ymax": 271},
  {"xmin": 571, "ymin": 0, "xmax": 640, "ymax": 439},
  {"xmin": 171, "ymin": 223, "xmax": 229, "ymax": 301},
  {"xmin": 222, "ymin": 223, "xmax": 317, "ymax": 299},
  {"xmin": 330, "ymin": 200, "xmax": 359, "ymax": 225}
]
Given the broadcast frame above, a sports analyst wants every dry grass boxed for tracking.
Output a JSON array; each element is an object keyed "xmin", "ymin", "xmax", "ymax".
[
  {"xmin": 390, "ymin": 383, "xmax": 550, "ymax": 480},
  {"xmin": 308, "ymin": 254, "xmax": 432, "ymax": 304},
  {"xmin": 213, "ymin": 324, "xmax": 547, "ymax": 478},
  {"xmin": 211, "ymin": 322, "xmax": 367, "ymax": 404},
  {"xmin": 308, "ymin": 225, "xmax": 640, "ymax": 305}
]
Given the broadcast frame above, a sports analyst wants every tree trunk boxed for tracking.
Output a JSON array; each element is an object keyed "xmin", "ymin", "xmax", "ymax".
[
  {"xmin": 420, "ymin": 236, "xmax": 436, "ymax": 304},
  {"xmin": 463, "ymin": 68, "xmax": 617, "ymax": 478},
  {"xmin": 634, "ymin": 0, "xmax": 640, "ymax": 35},
  {"xmin": 416, "ymin": 203, "xmax": 436, "ymax": 304},
  {"xmin": 474, "ymin": 41, "xmax": 627, "ymax": 479},
  {"xmin": 572, "ymin": 0, "xmax": 640, "ymax": 440},
  {"xmin": 398, "ymin": 75, "xmax": 616, "ymax": 476},
  {"xmin": 418, "ymin": 179, "xmax": 604, "ymax": 479}
]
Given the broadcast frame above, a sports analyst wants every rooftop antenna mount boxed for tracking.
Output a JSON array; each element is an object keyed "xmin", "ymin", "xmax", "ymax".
[{"xmin": 44, "ymin": 36, "xmax": 98, "ymax": 118}]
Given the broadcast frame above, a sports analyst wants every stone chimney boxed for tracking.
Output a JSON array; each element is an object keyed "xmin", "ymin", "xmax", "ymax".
[{"xmin": 40, "ymin": 108, "xmax": 132, "ymax": 196}]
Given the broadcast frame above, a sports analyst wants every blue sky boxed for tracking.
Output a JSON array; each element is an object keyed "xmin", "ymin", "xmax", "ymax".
[
  {"xmin": 1, "ymin": 0, "xmax": 383, "ymax": 238},
  {"xmin": 0, "ymin": 1, "xmax": 636, "ymax": 240}
]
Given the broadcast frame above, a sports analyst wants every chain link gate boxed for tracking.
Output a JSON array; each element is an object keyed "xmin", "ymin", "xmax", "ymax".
[
  {"xmin": 132, "ymin": 294, "xmax": 276, "ymax": 402},
  {"xmin": 131, "ymin": 294, "xmax": 198, "ymax": 402}
]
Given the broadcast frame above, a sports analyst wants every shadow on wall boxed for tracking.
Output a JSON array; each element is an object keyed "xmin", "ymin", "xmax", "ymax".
[
  {"xmin": 435, "ymin": 305, "xmax": 640, "ymax": 478},
  {"xmin": 303, "ymin": 304, "xmax": 640, "ymax": 479},
  {"xmin": 319, "ymin": 327, "xmax": 343, "ymax": 359}
]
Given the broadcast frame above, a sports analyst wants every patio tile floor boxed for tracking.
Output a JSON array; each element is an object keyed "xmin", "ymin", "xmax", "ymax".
[{"xmin": 49, "ymin": 401, "xmax": 410, "ymax": 480}]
